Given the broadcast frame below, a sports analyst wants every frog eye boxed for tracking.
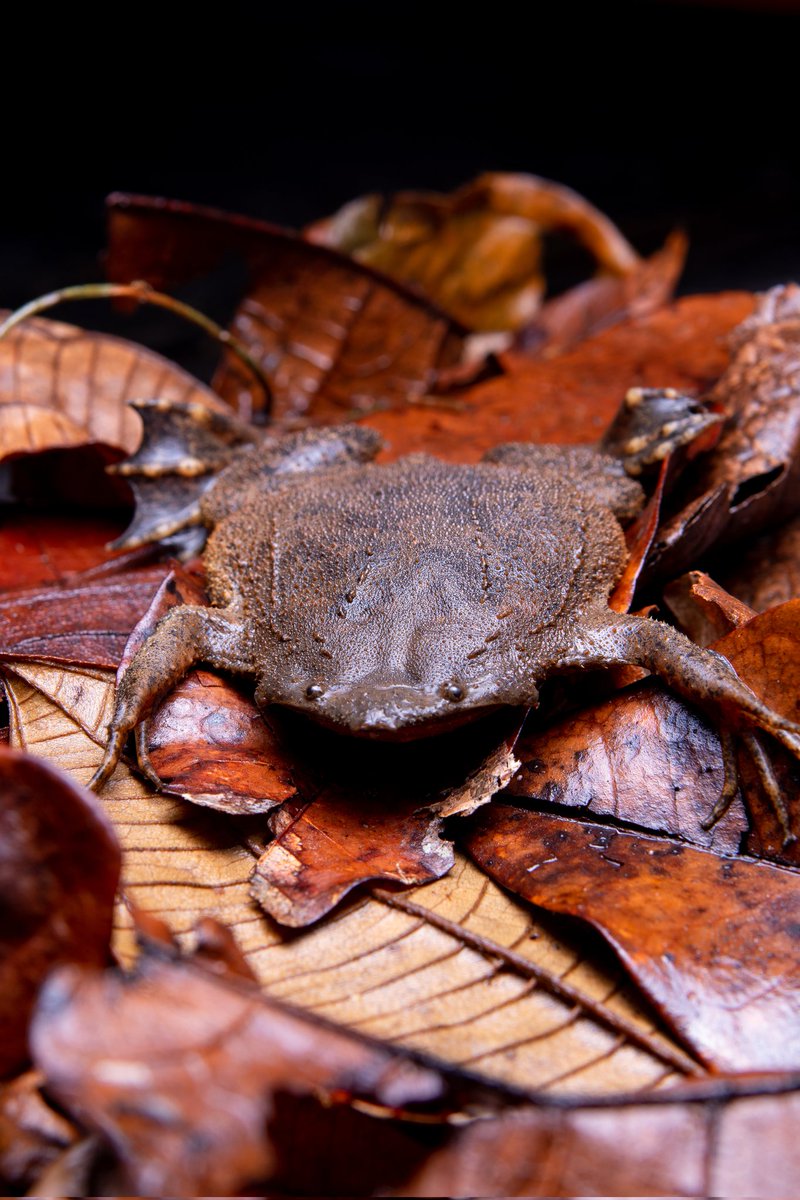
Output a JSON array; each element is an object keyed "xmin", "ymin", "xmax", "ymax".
[
  {"xmin": 305, "ymin": 683, "xmax": 326, "ymax": 700},
  {"xmin": 441, "ymin": 681, "xmax": 467, "ymax": 702}
]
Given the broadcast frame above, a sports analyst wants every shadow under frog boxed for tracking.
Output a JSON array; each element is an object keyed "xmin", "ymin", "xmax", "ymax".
[{"xmin": 89, "ymin": 389, "xmax": 800, "ymax": 840}]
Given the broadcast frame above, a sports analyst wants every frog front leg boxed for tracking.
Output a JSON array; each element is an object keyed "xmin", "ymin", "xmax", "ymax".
[
  {"xmin": 88, "ymin": 605, "xmax": 251, "ymax": 791},
  {"xmin": 566, "ymin": 610, "xmax": 800, "ymax": 840}
]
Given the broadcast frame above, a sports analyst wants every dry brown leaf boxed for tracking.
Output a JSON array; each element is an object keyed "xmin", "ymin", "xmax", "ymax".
[
  {"xmin": 468, "ymin": 807, "xmax": 800, "ymax": 1071},
  {"xmin": 399, "ymin": 1076, "xmax": 800, "ymax": 1198},
  {"xmin": 0, "ymin": 513, "xmax": 145, "ymax": 594},
  {"xmin": 718, "ymin": 512, "xmax": 800, "ymax": 612},
  {"xmin": 30, "ymin": 953, "xmax": 445, "ymax": 1196},
  {"xmin": 2, "ymin": 661, "xmax": 695, "ymax": 1095},
  {"xmin": 0, "ymin": 746, "xmax": 120, "ymax": 1076},
  {"xmin": 251, "ymin": 712, "xmax": 523, "ymax": 927},
  {"xmin": 106, "ymin": 193, "xmax": 466, "ymax": 425},
  {"xmin": 0, "ymin": 1070, "xmax": 78, "ymax": 1191},
  {"xmin": 0, "ymin": 565, "xmax": 167, "ymax": 669},
  {"xmin": 663, "ymin": 569, "xmax": 757, "ymax": 645},
  {"xmin": 0, "ymin": 311, "xmax": 224, "ymax": 464},
  {"xmin": 306, "ymin": 172, "xmax": 641, "ymax": 332},
  {"xmin": 518, "ymin": 231, "xmax": 688, "ymax": 356},
  {"xmin": 362, "ymin": 291, "xmax": 755, "ymax": 463}
]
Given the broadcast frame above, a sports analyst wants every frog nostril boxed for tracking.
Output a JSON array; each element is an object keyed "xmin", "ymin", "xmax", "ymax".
[
  {"xmin": 441, "ymin": 681, "xmax": 466, "ymax": 702},
  {"xmin": 305, "ymin": 683, "xmax": 325, "ymax": 700}
]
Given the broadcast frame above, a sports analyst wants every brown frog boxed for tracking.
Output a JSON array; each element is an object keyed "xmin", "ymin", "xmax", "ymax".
[{"xmin": 89, "ymin": 390, "xmax": 800, "ymax": 838}]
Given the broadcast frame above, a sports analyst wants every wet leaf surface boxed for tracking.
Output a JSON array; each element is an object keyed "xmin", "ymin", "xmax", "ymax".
[
  {"xmin": 399, "ymin": 1075, "xmax": 800, "ymax": 1198},
  {"xmin": 0, "ymin": 746, "xmax": 120, "ymax": 1076},
  {"xmin": 106, "ymin": 193, "xmax": 466, "ymax": 425},
  {"xmin": 468, "ymin": 807, "xmax": 800, "ymax": 1071},
  {"xmin": 306, "ymin": 172, "xmax": 641, "ymax": 332},
  {"xmin": 30, "ymin": 951, "xmax": 447, "ymax": 1197}
]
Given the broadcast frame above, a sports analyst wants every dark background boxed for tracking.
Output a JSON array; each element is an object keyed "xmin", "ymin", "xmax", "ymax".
[{"xmin": 3, "ymin": 0, "xmax": 799, "ymax": 325}]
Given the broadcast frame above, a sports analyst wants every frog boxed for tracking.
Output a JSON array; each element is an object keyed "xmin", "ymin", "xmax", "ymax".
[{"xmin": 88, "ymin": 388, "xmax": 800, "ymax": 840}]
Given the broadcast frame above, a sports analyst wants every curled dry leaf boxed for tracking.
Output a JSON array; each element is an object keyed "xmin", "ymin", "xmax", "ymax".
[
  {"xmin": 251, "ymin": 712, "xmax": 523, "ymax": 927},
  {"xmin": 663, "ymin": 569, "xmax": 757, "ymax": 646},
  {"xmin": 106, "ymin": 193, "xmax": 466, "ymax": 425},
  {"xmin": 30, "ymin": 953, "xmax": 445, "ymax": 1197},
  {"xmin": 306, "ymin": 172, "xmax": 640, "ymax": 333},
  {"xmin": 652, "ymin": 284, "xmax": 800, "ymax": 575},
  {"xmin": 0, "ymin": 746, "xmax": 120, "ymax": 1077},
  {"xmin": 399, "ymin": 1076, "xmax": 800, "ymax": 1198},
  {"xmin": 468, "ymin": 807, "xmax": 800, "ymax": 1072},
  {"xmin": 0, "ymin": 1070, "xmax": 78, "ymax": 1191},
  {"xmin": 2, "ymin": 663, "xmax": 693, "ymax": 1096},
  {"xmin": 0, "ymin": 310, "xmax": 224, "ymax": 465},
  {"xmin": 517, "ymin": 230, "xmax": 688, "ymax": 357}
]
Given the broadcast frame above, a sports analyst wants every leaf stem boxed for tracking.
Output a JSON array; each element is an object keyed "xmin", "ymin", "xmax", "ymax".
[{"xmin": 0, "ymin": 281, "xmax": 272, "ymax": 413}]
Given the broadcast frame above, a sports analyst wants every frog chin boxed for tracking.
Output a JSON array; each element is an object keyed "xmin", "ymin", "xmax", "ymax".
[{"xmin": 279, "ymin": 686, "xmax": 501, "ymax": 740}]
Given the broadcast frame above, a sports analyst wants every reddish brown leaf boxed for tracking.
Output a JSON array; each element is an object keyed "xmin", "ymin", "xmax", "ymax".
[
  {"xmin": 253, "ymin": 789, "xmax": 454, "ymax": 928},
  {"xmin": 608, "ymin": 460, "xmax": 668, "ymax": 613},
  {"xmin": 719, "ymin": 512, "xmax": 800, "ymax": 612},
  {"xmin": 518, "ymin": 230, "xmax": 688, "ymax": 357},
  {"xmin": 124, "ymin": 566, "xmax": 300, "ymax": 813},
  {"xmin": 467, "ymin": 807, "xmax": 800, "ymax": 1072},
  {"xmin": 0, "ymin": 565, "xmax": 168, "ymax": 670},
  {"xmin": 0, "ymin": 1070, "xmax": 78, "ymax": 1191},
  {"xmin": 0, "ymin": 747, "xmax": 120, "ymax": 1076},
  {"xmin": 652, "ymin": 285, "xmax": 800, "ymax": 575},
  {"xmin": 364, "ymin": 291, "xmax": 755, "ymax": 463},
  {"xmin": 0, "ymin": 311, "xmax": 225, "ymax": 464},
  {"xmin": 507, "ymin": 601, "xmax": 800, "ymax": 863},
  {"xmin": 106, "ymin": 193, "xmax": 466, "ymax": 425},
  {"xmin": 400, "ymin": 1077, "xmax": 800, "ymax": 1198},
  {"xmin": 0, "ymin": 514, "xmax": 140, "ymax": 594},
  {"xmin": 250, "ymin": 713, "xmax": 523, "ymax": 927},
  {"xmin": 147, "ymin": 670, "xmax": 299, "ymax": 814},
  {"xmin": 509, "ymin": 678, "xmax": 747, "ymax": 852},
  {"xmin": 714, "ymin": 600, "xmax": 800, "ymax": 858},
  {"xmin": 30, "ymin": 953, "xmax": 446, "ymax": 1196},
  {"xmin": 306, "ymin": 172, "xmax": 641, "ymax": 333}
]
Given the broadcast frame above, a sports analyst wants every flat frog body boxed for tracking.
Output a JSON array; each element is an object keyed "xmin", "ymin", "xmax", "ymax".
[{"xmin": 90, "ymin": 391, "xmax": 800, "ymax": 838}]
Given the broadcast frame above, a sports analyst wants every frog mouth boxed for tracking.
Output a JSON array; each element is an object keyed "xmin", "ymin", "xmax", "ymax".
[{"xmin": 284, "ymin": 689, "xmax": 502, "ymax": 740}]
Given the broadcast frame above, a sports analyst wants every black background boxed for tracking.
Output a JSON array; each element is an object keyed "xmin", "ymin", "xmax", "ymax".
[{"xmin": 3, "ymin": 0, "xmax": 799, "ymax": 320}]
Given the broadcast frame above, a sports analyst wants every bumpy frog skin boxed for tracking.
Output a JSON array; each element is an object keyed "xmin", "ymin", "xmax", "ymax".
[{"xmin": 89, "ymin": 393, "xmax": 800, "ymax": 837}]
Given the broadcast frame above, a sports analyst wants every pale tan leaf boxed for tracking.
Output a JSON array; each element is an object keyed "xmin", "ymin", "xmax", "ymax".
[
  {"xmin": 0, "ymin": 313, "xmax": 226, "ymax": 462},
  {"xmin": 3, "ymin": 661, "xmax": 697, "ymax": 1095}
]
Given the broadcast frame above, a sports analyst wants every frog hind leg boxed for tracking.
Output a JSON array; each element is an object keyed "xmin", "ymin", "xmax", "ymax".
[
  {"xmin": 109, "ymin": 398, "xmax": 259, "ymax": 552},
  {"xmin": 88, "ymin": 604, "xmax": 250, "ymax": 792},
  {"xmin": 577, "ymin": 610, "xmax": 800, "ymax": 841},
  {"xmin": 483, "ymin": 442, "xmax": 645, "ymax": 522}
]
